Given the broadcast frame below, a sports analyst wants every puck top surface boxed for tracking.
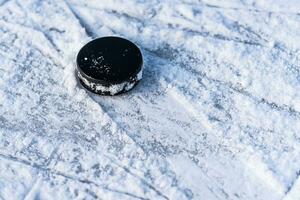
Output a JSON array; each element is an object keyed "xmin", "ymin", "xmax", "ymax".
[{"xmin": 76, "ymin": 36, "xmax": 143, "ymax": 85}]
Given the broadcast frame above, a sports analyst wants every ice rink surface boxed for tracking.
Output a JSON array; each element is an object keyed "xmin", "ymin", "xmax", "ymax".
[{"xmin": 0, "ymin": 0, "xmax": 300, "ymax": 199}]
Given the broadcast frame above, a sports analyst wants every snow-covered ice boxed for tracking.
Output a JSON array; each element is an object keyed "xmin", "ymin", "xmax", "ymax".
[{"xmin": 0, "ymin": 0, "xmax": 300, "ymax": 199}]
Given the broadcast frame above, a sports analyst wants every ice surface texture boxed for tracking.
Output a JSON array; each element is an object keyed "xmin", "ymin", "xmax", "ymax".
[{"xmin": 0, "ymin": 0, "xmax": 300, "ymax": 199}]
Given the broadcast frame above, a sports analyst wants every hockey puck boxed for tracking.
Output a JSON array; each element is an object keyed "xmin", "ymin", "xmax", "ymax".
[{"xmin": 76, "ymin": 36, "xmax": 143, "ymax": 95}]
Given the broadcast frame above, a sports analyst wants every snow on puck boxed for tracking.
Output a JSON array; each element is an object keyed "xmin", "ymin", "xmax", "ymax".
[{"xmin": 76, "ymin": 36, "xmax": 143, "ymax": 95}]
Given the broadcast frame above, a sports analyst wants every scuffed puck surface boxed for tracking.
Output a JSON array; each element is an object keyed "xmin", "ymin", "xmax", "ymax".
[
  {"xmin": 1, "ymin": 0, "xmax": 300, "ymax": 199},
  {"xmin": 77, "ymin": 37, "xmax": 143, "ymax": 95}
]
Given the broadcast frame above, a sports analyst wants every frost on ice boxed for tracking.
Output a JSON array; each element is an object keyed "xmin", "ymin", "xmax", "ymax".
[{"xmin": 0, "ymin": 0, "xmax": 300, "ymax": 199}]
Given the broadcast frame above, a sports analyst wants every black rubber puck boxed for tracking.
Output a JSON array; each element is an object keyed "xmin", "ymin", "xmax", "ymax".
[{"xmin": 76, "ymin": 36, "xmax": 143, "ymax": 95}]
